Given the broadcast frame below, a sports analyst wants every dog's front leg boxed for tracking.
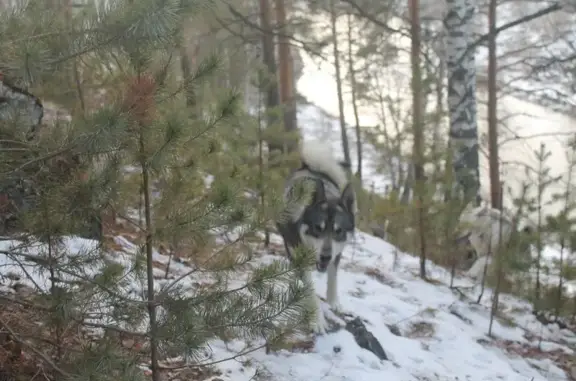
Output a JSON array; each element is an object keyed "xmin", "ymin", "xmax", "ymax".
[
  {"xmin": 326, "ymin": 260, "xmax": 342, "ymax": 312},
  {"xmin": 303, "ymin": 270, "xmax": 328, "ymax": 335}
]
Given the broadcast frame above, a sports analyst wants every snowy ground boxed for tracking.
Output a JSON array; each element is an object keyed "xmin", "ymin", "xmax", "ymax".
[
  {"xmin": 1, "ymin": 229, "xmax": 574, "ymax": 381},
  {"xmin": 212, "ymin": 232, "xmax": 573, "ymax": 381}
]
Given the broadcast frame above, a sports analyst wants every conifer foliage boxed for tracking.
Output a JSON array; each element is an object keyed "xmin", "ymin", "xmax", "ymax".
[{"xmin": 0, "ymin": 1, "xmax": 313, "ymax": 380}]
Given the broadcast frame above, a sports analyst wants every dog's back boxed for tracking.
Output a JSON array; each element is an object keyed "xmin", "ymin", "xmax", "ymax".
[
  {"xmin": 294, "ymin": 141, "xmax": 349, "ymax": 193},
  {"xmin": 283, "ymin": 141, "xmax": 355, "ymax": 218},
  {"xmin": 277, "ymin": 140, "xmax": 356, "ymax": 260}
]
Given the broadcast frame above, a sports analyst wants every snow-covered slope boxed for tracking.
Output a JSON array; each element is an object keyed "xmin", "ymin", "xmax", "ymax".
[
  {"xmin": 1, "ymin": 231, "xmax": 573, "ymax": 381},
  {"xmin": 1, "ymin": 101, "xmax": 573, "ymax": 380}
]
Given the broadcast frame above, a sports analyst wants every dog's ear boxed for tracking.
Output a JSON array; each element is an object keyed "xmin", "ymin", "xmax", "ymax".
[
  {"xmin": 340, "ymin": 183, "xmax": 355, "ymax": 212},
  {"xmin": 311, "ymin": 178, "xmax": 327, "ymax": 204}
]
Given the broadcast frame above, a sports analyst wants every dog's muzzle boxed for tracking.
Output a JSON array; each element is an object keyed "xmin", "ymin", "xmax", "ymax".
[{"xmin": 316, "ymin": 255, "xmax": 331, "ymax": 272}]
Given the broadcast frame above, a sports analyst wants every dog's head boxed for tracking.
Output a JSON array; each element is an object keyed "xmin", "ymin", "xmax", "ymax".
[
  {"xmin": 453, "ymin": 232, "xmax": 479, "ymax": 271},
  {"xmin": 299, "ymin": 179, "xmax": 355, "ymax": 273}
]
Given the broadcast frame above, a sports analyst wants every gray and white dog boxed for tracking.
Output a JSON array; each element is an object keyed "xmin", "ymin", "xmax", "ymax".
[{"xmin": 276, "ymin": 140, "xmax": 356, "ymax": 335}]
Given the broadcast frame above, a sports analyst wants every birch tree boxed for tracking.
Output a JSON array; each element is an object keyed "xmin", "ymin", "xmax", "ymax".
[{"xmin": 444, "ymin": 0, "xmax": 480, "ymax": 204}]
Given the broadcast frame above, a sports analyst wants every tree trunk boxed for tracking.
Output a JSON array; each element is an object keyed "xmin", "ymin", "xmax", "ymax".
[
  {"xmin": 259, "ymin": 0, "xmax": 282, "ymax": 156},
  {"xmin": 329, "ymin": 0, "xmax": 352, "ymax": 167},
  {"xmin": 346, "ymin": 13, "xmax": 362, "ymax": 180},
  {"xmin": 444, "ymin": 0, "xmax": 480, "ymax": 203},
  {"xmin": 274, "ymin": 0, "xmax": 297, "ymax": 153},
  {"xmin": 488, "ymin": 183, "xmax": 505, "ymax": 337},
  {"xmin": 487, "ymin": 0, "xmax": 501, "ymax": 211},
  {"xmin": 409, "ymin": 0, "xmax": 427, "ymax": 279},
  {"xmin": 432, "ymin": 40, "xmax": 445, "ymax": 177},
  {"xmin": 535, "ymin": 143, "xmax": 545, "ymax": 307},
  {"xmin": 400, "ymin": 164, "xmax": 412, "ymax": 205}
]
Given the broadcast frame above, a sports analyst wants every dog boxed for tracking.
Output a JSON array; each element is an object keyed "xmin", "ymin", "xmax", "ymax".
[
  {"xmin": 454, "ymin": 205, "xmax": 533, "ymax": 279},
  {"xmin": 276, "ymin": 140, "xmax": 356, "ymax": 335}
]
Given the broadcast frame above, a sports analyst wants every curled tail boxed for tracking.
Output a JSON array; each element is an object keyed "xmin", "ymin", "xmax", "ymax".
[{"xmin": 300, "ymin": 140, "xmax": 349, "ymax": 191}]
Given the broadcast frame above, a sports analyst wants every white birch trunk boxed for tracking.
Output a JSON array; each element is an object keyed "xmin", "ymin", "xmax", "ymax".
[{"xmin": 444, "ymin": 0, "xmax": 480, "ymax": 202}]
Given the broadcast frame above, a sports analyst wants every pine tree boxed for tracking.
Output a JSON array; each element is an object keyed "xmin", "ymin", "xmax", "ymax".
[
  {"xmin": 0, "ymin": 2, "xmax": 313, "ymax": 380},
  {"xmin": 523, "ymin": 143, "xmax": 562, "ymax": 309},
  {"xmin": 545, "ymin": 137, "xmax": 576, "ymax": 317}
]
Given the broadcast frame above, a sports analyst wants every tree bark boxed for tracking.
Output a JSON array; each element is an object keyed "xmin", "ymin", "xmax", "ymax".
[
  {"xmin": 346, "ymin": 13, "xmax": 363, "ymax": 180},
  {"xmin": 274, "ymin": 0, "xmax": 297, "ymax": 153},
  {"xmin": 487, "ymin": 0, "xmax": 501, "ymax": 210},
  {"xmin": 330, "ymin": 0, "xmax": 352, "ymax": 168},
  {"xmin": 409, "ymin": 0, "xmax": 427, "ymax": 279},
  {"xmin": 432, "ymin": 37, "xmax": 445, "ymax": 177},
  {"xmin": 444, "ymin": 0, "xmax": 480, "ymax": 203},
  {"xmin": 259, "ymin": 0, "xmax": 282, "ymax": 156}
]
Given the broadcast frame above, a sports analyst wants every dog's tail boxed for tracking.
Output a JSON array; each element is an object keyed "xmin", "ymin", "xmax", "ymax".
[{"xmin": 300, "ymin": 139, "xmax": 349, "ymax": 190}]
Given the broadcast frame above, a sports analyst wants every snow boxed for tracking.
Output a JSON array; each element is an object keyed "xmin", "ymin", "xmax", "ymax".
[
  {"xmin": 0, "ymin": 236, "xmax": 101, "ymax": 291},
  {"xmin": 1, "ymin": 228, "xmax": 573, "ymax": 381}
]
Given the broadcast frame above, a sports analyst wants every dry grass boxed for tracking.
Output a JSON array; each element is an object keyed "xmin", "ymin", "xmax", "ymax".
[
  {"xmin": 405, "ymin": 321, "xmax": 436, "ymax": 339},
  {"xmin": 364, "ymin": 268, "xmax": 406, "ymax": 290}
]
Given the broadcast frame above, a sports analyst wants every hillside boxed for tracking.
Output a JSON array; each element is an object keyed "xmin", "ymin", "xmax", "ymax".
[
  {"xmin": 1, "ymin": 228, "xmax": 573, "ymax": 381},
  {"xmin": 1, "ymin": 102, "xmax": 573, "ymax": 381}
]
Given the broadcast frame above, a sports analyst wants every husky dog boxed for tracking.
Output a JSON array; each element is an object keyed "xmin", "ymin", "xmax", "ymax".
[
  {"xmin": 276, "ymin": 141, "xmax": 356, "ymax": 335},
  {"xmin": 454, "ymin": 205, "xmax": 533, "ymax": 279}
]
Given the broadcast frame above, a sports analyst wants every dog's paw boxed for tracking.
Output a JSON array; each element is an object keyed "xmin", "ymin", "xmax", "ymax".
[
  {"xmin": 312, "ymin": 309, "xmax": 329, "ymax": 335},
  {"xmin": 329, "ymin": 299, "xmax": 343, "ymax": 313}
]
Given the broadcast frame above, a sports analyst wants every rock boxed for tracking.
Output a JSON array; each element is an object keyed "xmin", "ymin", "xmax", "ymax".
[
  {"xmin": 5, "ymin": 273, "xmax": 20, "ymax": 281},
  {"xmin": 534, "ymin": 310, "xmax": 570, "ymax": 330},
  {"xmin": 345, "ymin": 317, "xmax": 388, "ymax": 361},
  {"xmin": 370, "ymin": 224, "xmax": 387, "ymax": 240},
  {"xmin": 12, "ymin": 283, "xmax": 35, "ymax": 298},
  {"xmin": 449, "ymin": 306, "xmax": 473, "ymax": 325},
  {"xmin": 387, "ymin": 324, "xmax": 402, "ymax": 336}
]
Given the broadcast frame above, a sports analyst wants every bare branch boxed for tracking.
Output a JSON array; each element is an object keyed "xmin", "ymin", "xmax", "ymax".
[{"xmin": 473, "ymin": 3, "xmax": 562, "ymax": 48}]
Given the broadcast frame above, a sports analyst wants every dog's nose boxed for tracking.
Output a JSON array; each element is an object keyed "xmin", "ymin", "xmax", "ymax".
[{"xmin": 319, "ymin": 255, "xmax": 331, "ymax": 264}]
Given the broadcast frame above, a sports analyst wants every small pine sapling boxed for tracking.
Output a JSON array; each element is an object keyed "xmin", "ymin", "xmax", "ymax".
[
  {"xmin": 529, "ymin": 143, "xmax": 562, "ymax": 308},
  {"xmin": 547, "ymin": 137, "xmax": 576, "ymax": 318}
]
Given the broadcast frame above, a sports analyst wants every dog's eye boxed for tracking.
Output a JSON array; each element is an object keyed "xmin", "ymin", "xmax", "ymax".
[
  {"xmin": 312, "ymin": 224, "xmax": 324, "ymax": 233},
  {"xmin": 334, "ymin": 227, "xmax": 345, "ymax": 239}
]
